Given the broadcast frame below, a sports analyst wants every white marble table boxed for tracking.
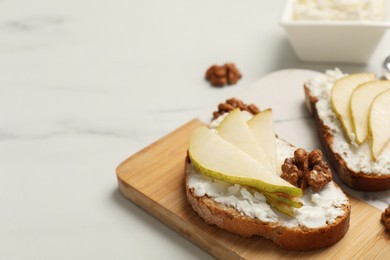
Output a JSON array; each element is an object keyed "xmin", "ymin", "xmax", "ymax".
[{"xmin": 1, "ymin": 1, "xmax": 390, "ymax": 259}]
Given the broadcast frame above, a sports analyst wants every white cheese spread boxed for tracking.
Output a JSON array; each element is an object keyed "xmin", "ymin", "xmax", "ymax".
[
  {"xmin": 292, "ymin": 0, "xmax": 386, "ymax": 21},
  {"xmin": 187, "ymin": 112, "xmax": 349, "ymax": 229},
  {"xmin": 306, "ymin": 68, "xmax": 390, "ymax": 174}
]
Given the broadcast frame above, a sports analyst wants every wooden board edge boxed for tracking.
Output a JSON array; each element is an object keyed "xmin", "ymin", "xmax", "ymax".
[
  {"xmin": 115, "ymin": 119, "xmax": 203, "ymax": 179},
  {"xmin": 116, "ymin": 178, "xmax": 243, "ymax": 260}
]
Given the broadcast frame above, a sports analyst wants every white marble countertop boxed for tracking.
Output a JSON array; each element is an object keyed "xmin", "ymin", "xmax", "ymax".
[{"xmin": 1, "ymin": 1, "xmax": 390, "ymax": 259}]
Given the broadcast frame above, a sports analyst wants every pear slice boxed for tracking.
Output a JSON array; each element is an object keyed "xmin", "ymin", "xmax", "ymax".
[
  {"xmin": 248, "ymin": 109, "xmax": 277, "ymax": 173},
  {"xmin": 331, "ymin": 73, "xmax": 376, "ymax": 141},
  {"xmin": 369, "ymin": 89, "xmax": 390, "ymax": 161},
  {"xmin": 264, "ymin": 194, "xmax": 294, "ymax": 217},
  {"xmin": 263, "ymin": 191, "xmax": 302, "ymax": 208},
  {"xmin": 217, "ymin": 108, "xmax": 274, "ymax": 172},
  {"xmin": 189, "ymin": 126, "xmax": 302, "ymax": 196},
  {"xmin": 350, "ymin": 80, "xmax": 390, "ymax": 144}
]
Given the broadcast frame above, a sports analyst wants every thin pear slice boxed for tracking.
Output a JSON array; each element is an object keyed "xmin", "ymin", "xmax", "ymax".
[
  {"xmin": 369, "ymin": 89, "xmax": 390, "ymax": 161},
  {"xmin": 263, "ymin": 191, "xmax": 302, "ymax": 208},
  {"xmin": 264, "ymin": 194, "xmax": 294, "ymax": 217},
  {"xmin": 217, "ymin": 108, "xmax": 274, "ymax": 172},
  {"xmin": 350, "ymin": 80, "xmax": 390, "ymax": 144},
  {"xmin": 331, "ymin": 73, "xmax": 376, "ymax": 141},
  {"xmin": 248, "ymin": 109, "xmax": 277, "ymax": 173},
  {"xmin": 189, "ymin": 126, "xmax": 302, "ymax": 197}
]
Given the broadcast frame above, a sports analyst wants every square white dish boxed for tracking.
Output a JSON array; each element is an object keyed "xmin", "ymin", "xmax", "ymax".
[{"xmin": 280, "ymin": 0, "xmax": 390, "ymax": 64}]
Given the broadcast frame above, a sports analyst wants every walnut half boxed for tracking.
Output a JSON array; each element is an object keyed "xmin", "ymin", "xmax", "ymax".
[
  {"xmin": 382, "ymin": 205, "xmax": 390, "ymax": 231},
  {"xmin": 212, "ymin": 98, "xmax": 260, "ymax": 119},
  {"xmin": 281, "ymin": 148, "xmax": 332, "ymax": 192},
  {"xmin": 205, "ymin": 63, "xmax": 242, "ymax": 87}
]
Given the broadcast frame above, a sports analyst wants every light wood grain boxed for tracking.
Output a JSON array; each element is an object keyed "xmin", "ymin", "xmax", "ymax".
[{"xmin": 116, "ymin": 119, "xmax": 390, "ymax": 259}]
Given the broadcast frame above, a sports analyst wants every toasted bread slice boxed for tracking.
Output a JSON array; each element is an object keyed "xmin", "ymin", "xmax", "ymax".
[
  {"xmin": 185, "ymin": 105, "xmax": 350, "ymax": 250},
  {"xmin": 186, "ymin": 179, "xmax": 350, "ymax": 251},
  {"xmin": 185, "ymin": 160, "xmax": 350, "ymax": 251},
  {"xmin": 304, "ymin": 70, "xmax": 390, "ymax": 191}
]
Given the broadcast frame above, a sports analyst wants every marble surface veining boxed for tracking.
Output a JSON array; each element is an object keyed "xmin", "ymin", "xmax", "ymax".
[{"xmin": 1, "ymin": 1, "xmax": 390, "ymax": 259}]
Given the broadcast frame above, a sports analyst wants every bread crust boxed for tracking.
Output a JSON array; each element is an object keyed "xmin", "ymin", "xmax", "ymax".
[
  {"xmin": 304, "ymin": 85, "xmax": 390, "ymax": 191},
  {"xmin": 185, "ymin": 160, "xmax": 351, "ymax": 251}
]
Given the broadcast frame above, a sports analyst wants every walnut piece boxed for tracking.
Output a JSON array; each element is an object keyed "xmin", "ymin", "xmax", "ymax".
[
  {"xmin": 205, "ymin": 63, "xmax": 242, "ymax": 87},
  {"xmin": 281, "ymin": 148, "xmax": 332, "ymax": 192},
  {"xmin": 382, "ymin": 205, "xmax": 390, "ymax": 231},
  {"xmin": 212, "ymin": 98, "xmax": 260, "ymax": 119}
]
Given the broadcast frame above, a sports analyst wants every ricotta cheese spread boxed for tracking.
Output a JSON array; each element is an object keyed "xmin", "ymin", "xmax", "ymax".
[
  {"xmin": 292, "ymin": 0, "xmax": 386, "ymax": 21},
  {"xmin": 187, "ymin": 112, "xmax": 349, "ymax": 228},
  {"xmin": 306, "ymin": 68, "xmax": 390, "ymax": 174}
]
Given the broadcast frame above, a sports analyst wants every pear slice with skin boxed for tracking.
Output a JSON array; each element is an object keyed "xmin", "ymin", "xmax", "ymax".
[
  {"xmin": 331, "ymin": 73, "xmax": 376, "ymax": 142},
  {"xmin": 369, "ymin": 89, "xmax": 390, "ymax": 161},
  {"xmin": 264, "ymin": 194, "xmax": 294, "ymax": 217},
  {"xmin": 263, "ymin": 191, "xmax": 302, "ymax": 208},
  {"xmin": 350, "ymin": 80, "xmax": 390, "ymax": 144},
  {"xmin": 248, "ymin": 109, "xmax": 277, "ymax": 173},
  {"xmin": 217, "ymin": 108, "xmax": 274, "ymax": 172},
  {"xmin": 189, "ymin": 126, "xmax": 302, "ymax": 197}
]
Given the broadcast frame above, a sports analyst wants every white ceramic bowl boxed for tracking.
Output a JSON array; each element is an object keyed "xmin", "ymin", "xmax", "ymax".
[{"xmin": 280, "ymin": 0, "xmax": 390, "ymax": 64}]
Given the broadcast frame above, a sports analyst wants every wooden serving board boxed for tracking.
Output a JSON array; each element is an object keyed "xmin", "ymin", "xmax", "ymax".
[{"xmin": 116, "ymin": 119, "xmax": 390, "ymax": 259}]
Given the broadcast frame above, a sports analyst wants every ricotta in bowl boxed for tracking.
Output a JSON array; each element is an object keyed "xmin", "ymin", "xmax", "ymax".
[{"xmin": 292, "ymin": 0, "xmax": 386, "ymax": 21}]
